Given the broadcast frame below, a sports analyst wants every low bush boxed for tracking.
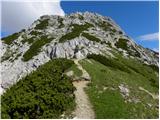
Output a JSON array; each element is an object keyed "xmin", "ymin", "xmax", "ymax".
[
  {"xmin": 22, "ymin": 36, "xmax": 36, "ymax": 44},
  {"xmin": 2, "ymin": 32, "xmax": 20, "ymax": 45},
  {"xmin": 30, "ymin": 31, "xmax": 42, "ymax": 36},
  {"xmin": 1, "ymin": 58, "xmax": 75, "ymax": 119},
  {"xmin": 22, "ymin": 36, "xmax": 53, "ymax": 61},
  {"xmin": 59, "ymin": 23, "xmax": 93, "ymax": 43},
  {"xmin": 148, "ymin": 64, "xmax": 159, "ymax": 72},
  {"xmin": 97, "ymin": 21, "xmax": 112, "ymax": 31},
  {"xmin": 58, "ymin": 17, "xmax": 64, "ymax": 28},
  {"xmin": 35, "ymin": 19, "xmax": 49, "ymax": 30},
  {"xmin": 115, "ymin": 38, "xmax": 129, "ymax": 51},
  {"xmin": 82, "ymin": 32, "xmax": 101, "ymax": 42}
]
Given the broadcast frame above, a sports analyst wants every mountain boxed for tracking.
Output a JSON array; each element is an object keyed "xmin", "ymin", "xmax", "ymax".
[
  {"xmin": 1, "ymin": 12, "xmax": 158, "ymax": 89},
  {"xmin": 1, "ymin": 12, "xmax": 159, "ymax": 119}
]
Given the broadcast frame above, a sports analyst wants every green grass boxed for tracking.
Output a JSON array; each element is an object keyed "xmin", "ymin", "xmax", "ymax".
[
  {"xmin": 65, "ymin": 64, "xmax": 82, "ymax": 78},
  {"xmin": 86, "ymin": 88, "xmax": 131, "ymax": 118},
  {"xmin": 2, "ymin": 33, "xmax": 20, "ymax": 45},
  {"xmin": 59, "ymin": 23, "xmax": 93, "ymax": 43},
  {"xmin": 82, "ymin": 32, "xmax": 101, "ymax": 42},
  {"xmin": 22, "ymin": 36, "xmax": 53, "ymax": 61},
  {"xmin": 87, "ymin": 54, "xmax": 131, "ymax": 73},
  {"xmin": 1, "ymin": 58, "xmax": 76, "ymax": 119},
  {"xmin": 80, "ymin": 55, "xmax": 158, "ymax": 118}
]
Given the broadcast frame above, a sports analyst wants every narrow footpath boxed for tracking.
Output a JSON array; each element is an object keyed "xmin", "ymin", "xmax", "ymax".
[{"xmin": 72, "ymin": 59, "xmax": 95, "ymax": 119}]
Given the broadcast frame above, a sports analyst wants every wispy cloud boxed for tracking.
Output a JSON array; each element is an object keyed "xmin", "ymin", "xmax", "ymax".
[
  {"xmin": 1, "ymin": 0, "xmax": 65, "ymax": 35},
  {"xmin": 138, "ymin": 32, "xmax": 159, "ymax": 41}
]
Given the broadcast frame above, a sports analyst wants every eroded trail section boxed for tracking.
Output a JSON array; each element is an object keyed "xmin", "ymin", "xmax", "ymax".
[
  {"xmin": 72, "ymin": 59, "xmax": 95, "ymax": 119},
  {"xmin": 74, "ymin": 59, "xmax": 91, "ymax": 80},
  {"xmin": 72, "ymin": 81, "xmax": 95, "ymax": 119}
]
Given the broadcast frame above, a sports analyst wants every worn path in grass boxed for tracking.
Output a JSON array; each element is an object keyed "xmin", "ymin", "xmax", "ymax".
[{"xmin": 72, "ymin": 59, "xmax": 95, "ymax": 119}]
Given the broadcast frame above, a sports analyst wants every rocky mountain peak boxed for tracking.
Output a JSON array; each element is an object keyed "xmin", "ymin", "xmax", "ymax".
[{"xmin": 1, "ymin": 12, "xmax": 158, "ymax": 90}]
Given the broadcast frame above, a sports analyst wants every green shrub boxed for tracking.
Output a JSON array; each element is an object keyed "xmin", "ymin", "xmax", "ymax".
[
  {"xmin": 14, "ymin": 53, "xmax": 22, "ymax": 60},
  {"xmin": 22, "ymin": 37, "xmax": 37, "ymax": 44},
  {"xmin": 1, "ymin": 49, "xmax": 15, "ymax": 62},
  {"xmin": 82, "ymin": 32, "xmax": 101, "ymax": 42},
  {"xmin": 87, "ymin": 54, "xmax": 130, "ymax": 73},
  {"xmin": 22, "ymin": 36, "xmax": 53, "ymax": 61},
  {"xmin": 1, "ymin": 59, "xmax": 75, "ymax": 119},
  {"xmin": 2, "ymin": 33, "xmax": 19, "ymax": 45},
  {"xmin": 35, "ymin": 19, "xmax": 49, "ymax": 30},
  {"xmin": 106, "ymin": 42, "xmax": 112, "ymax": 47},
  {"xmin": 149, "ymin": 78, "xmax": 158, "ymax": 88},
  {"xmin": 30, "ymin": 31, "xmax": 42, "ymax": 36},
  {"xmin": 128, "ymin": 46, "xmax": 141, "ymax": 58},
  {"xmin": 59, "ymin": 23, "xmax": 93, "ymax": 43},
  {"xmin": 58, "ymin": 17, "xmax": 64, "ymax": 28},
  {"xmin": 148, "ymin": 64, "xmax": 159, "ymax": 72},
  {"xmin": 111, "ymin": 29, "xmax": 116, "ymax": 33},
  {"xmin": 115, "ymin": 39, "xmax": 141, "ymax": 57},
  {"xmin": 115, "ymin": 38, "xmax": 129, "ymax": 51},
  {"xmin": 78, "ymin": 15, "xmax": 84, "ymax": 20},
  {"xmin": 97, "ymin": 21, "xmax": 113, "ymax": 31},
  {"xmin": 119, "ymin": 31, "xmax": 123, "ymax": 34}
]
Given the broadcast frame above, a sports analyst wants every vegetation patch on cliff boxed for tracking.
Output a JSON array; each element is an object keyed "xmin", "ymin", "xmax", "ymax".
[
  {"xmin": 2, "ymin": 32, "xmax": 20, "ymax": 45},
  {"xmin": 35, "ymin": 19, "xmax": 49, "ymax": 30},
  {"xmin": 82, "ymin": 33, "xmax": 101, "ymax": 42},
  {"xmin": 22, "ymin": 36, "xmax": 53, "ymax": 61},
  {"xmin": 59, "ymin": 23, "xmax": 93, "ymax": 43},
  {"xmin": 115, "ymin": 38, "xmax": 129, "ymax": 51}
]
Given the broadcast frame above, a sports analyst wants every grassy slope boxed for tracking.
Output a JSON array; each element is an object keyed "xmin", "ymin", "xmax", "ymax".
[{"xmin": 80, "ymin": 56, "xmax": 158, "ymax": 118}]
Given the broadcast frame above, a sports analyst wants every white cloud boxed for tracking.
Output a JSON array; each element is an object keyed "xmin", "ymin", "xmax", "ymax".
[
  {"xmin": 1, "ymin": 0, "xmax": 65, "ymax": 35},
  {"xmin": 138, "ymin": 32, "xmax": 159, "ymax": 41}
]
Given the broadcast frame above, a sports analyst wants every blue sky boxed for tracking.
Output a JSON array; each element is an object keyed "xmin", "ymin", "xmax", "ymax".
[{"xmin": 61, "ymin": 1, "xmax": 159, "ymax": 51}]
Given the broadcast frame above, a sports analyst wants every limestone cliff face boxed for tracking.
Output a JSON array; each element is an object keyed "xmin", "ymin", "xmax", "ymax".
[{"xmin": 1, "ymin": 12, "xmax": 158, "ymax": 90}]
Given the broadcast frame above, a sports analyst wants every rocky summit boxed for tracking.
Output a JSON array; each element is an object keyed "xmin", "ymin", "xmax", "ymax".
[{"xmin": 1, "ymin": 12, "xmax": 158, "ymax": 90}]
